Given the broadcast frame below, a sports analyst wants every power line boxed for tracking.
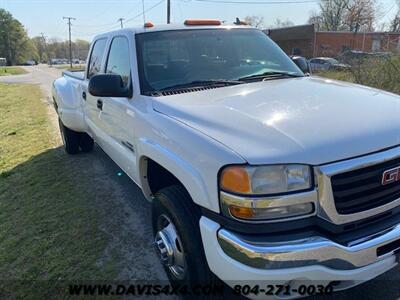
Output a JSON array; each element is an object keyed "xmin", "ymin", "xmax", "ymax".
[
  {"xmin": 141, "ymin": 0, "xmax": 146, "ymax": 23},
  {"xmin": 191, "ymin": 0, "xmax": 317, "ymax": 4},
  {"xmin": 78, "ymin": 4, "xmax": 118, "ymax": 22},
  {"xmin": 72, "ymin": 22, "xmax": 121, "ymax": 37},
  {"xmin": 125, "ymin": 0, "xmax": 165, "ymax": 23},
  {"xmin": 73, "ymin": 21, "xmax": 119, "ymax": 28},
  {"xmin": 380, "ymin": 1, "xmax": 397, "ymax": 19},
  {"xmin": 59, "ymin": 0, "xmax": 165, "ymax": 39}
]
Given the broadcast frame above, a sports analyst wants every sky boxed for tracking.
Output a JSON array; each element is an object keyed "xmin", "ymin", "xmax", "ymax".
[{"xmin": 1, "ymin": 0, "xmax": 399, "ymax": 41}]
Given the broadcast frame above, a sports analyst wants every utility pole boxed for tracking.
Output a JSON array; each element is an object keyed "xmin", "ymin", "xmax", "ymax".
[
  {"xmin": 63, "ymin": 16, "xmax": 76, "ymax": 69},
  {"xmin": 40, "ymin": 32, "xmax": 50, "ymax": 65},
  {"xmin": 167, "ymin": 0, "xmax": 171, "ymax": 24},
  {"xmin": 118, "ymin": 18, "xmax": 124, "ymax": 29}
]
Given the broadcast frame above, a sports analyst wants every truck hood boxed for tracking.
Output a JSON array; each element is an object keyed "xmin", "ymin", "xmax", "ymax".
[{"xmin": 152, "ymin": 77, "xmax": 400, "ymax": 165}]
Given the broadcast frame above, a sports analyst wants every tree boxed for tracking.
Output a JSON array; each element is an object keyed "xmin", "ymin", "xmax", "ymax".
[
  {"xmin": 390, "ymin": 0, "xmax": 400, "ymax": 32},
  {"xmin": 308, "ymin": 10, "xmax": 324, "ymax": 29},
  {"xmin": 73, "ymin": 39, "xmax": 90, "ymax": 60},
  {"xmin": 344, "ymin": 0, "xmax": 376, "ymax": 32},
  {"xmin": 32, "ymin": 36, "xmax": 47, "ymax": 62},
  {"xmin": 308, "ymin": 0, "xmax": 377, "ymax": 32},
  {"xmin": 244, "ymin": 15, "xmax": 265, "ymax": 28},
  {"xmin": 34, "ymin": 38, "xmax": 90, "ymax": 62},
  {"xmin": 273, "ymin": 18, "xmax": 294, "ymax": 28},
  {"xmin": 0, "ymin": 9, "xmax": 38, "ymax": 65},
  {"xmin": 319, "ymin": 0, "xmax": 349, "ymax": 31},
  {"xmin": 391, "ymin": 14, "xmax": 400, "ymax": 32}
]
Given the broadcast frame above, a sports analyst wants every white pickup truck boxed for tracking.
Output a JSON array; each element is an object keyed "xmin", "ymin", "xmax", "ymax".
[{"xmin": 52, "ymin": 20, "xmax": 400, "ymax": 298}]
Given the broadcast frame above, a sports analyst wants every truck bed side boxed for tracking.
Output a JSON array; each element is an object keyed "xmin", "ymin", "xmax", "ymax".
[
  {"xmin": 52, "ymin": 71, "xmax": 87, "ymax": 132},
  {"xmin": 63, "ymin": 70, "xmax": 85, "ymax": 80}
]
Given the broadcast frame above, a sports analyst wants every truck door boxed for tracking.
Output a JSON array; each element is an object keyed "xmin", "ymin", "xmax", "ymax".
[
  {"xmin": 83, "ymin": 38, "xmax": 108, "ymax": 144},
  {"xmin": 99, "ymin": 35, "xmax": 139, "ymax": 182}
]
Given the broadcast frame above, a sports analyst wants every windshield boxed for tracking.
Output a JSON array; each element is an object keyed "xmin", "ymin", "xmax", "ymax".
[{"xmin": 136, "ymin": 29, "xmax": 304, "ymax": 94}]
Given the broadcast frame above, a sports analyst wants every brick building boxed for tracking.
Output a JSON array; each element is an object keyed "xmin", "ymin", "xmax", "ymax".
[
  {"xmin": 265, "ymin": 24, "xmax": 400, "ymax": 58},
  {"xmin": 266, "ymin": 24, "xmax": 316, "ymax": 58}
]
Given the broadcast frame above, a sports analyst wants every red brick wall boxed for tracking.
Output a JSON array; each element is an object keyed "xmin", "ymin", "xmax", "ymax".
[{"xmin": 315, "ymin": 32, "xmax": 400, "ymax": 57}]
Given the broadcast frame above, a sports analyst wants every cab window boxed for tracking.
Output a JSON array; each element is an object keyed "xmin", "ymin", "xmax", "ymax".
[
  {"xmin": 87, "ymin": 38, "xmax": 107, "ymax": 79},
  {"xmin": 106, "ymin": 36, "xmax": 131, "ymax": 87}
]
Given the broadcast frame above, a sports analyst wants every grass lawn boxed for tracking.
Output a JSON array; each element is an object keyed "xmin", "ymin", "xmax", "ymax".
[
  {"xmin": 0, "ymin": 66, "xmax": 28, "ymax": 76},
  {"xmin": 0, "ymin": 83, "xmax": 118, "ymax": 298},
  {"xmin": 53, "ymin": 64, "xmax": 85, "ymax": 71}
]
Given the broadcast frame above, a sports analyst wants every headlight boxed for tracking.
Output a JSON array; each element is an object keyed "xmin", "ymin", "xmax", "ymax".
[
  {"xmin": 220, "ymin": 164, "xmax": 312, "ymax": 195},
  {"xmin": 219, "ymin": 164, "xmax": 315, "ymax": 222}
]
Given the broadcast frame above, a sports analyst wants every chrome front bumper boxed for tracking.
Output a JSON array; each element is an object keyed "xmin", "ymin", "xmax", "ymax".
[
  {"xmin": 218, "ymin": 223, "xmax": 400, "ymax": 270},
  {"xmin": 217, "ymin": 146, "xmax": 400, "ymax": 271}
]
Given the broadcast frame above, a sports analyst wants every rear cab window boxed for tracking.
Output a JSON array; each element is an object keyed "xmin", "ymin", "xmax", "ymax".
[
  {"xmin": 105, "ymin": 36, "xmax": 131, "ymax": 88},
  {"xmin": 87, "ymin": 38, "xmax": 107, "ymax": 79}
]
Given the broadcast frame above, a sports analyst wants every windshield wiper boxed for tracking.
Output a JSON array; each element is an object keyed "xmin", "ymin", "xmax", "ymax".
[
  {"xmin": 159, "ymin": 79, "xmax": 244, "ymax": 91},
  {"xmin": 238, "ymin": 71, "xmax": 303, "ymax": 82}
]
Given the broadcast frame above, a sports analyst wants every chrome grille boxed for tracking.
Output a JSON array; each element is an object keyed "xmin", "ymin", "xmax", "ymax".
[{"xmin": 331, "ymin": 157, "xmax": 400, "ymax": 214}]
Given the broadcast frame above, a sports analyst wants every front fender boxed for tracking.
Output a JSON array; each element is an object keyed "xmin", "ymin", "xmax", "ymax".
[
  {"xmin": 135, "ymin": 113, "xmax": 245, "ymax": 213},
  {"xmin": 138, "ymin": 138, "xmax": 211, "ymax": 208}
]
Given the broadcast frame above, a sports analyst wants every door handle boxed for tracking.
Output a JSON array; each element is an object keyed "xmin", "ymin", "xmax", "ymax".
[
  {"xmin": 82, "ymin": 91, "xmax": 86, "ymax": 100},
  {"xmin": 97, "ymin": 99, "xmax": 103, "ymax": 110}
]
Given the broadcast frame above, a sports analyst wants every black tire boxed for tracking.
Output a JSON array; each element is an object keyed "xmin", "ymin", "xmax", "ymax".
[
  {"xmin": 58, "ymin": 118, "xmax": 80, "ymax": 154},
  {"xmin": 152, "ymin": 185, "xmax": 219, "ymax": 293},
  {"xmin": 79, "ymin": 133, "xmax": 94, "ymax": 153}
]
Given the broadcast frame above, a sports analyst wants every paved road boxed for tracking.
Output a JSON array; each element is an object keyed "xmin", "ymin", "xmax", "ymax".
[
  {"xmin": 2, "ymin": 65, "xmax": 399, "ymax": 299},
  {"xmin": 0, "ymin": 64, "xmax": 61, "ymax": 104}
]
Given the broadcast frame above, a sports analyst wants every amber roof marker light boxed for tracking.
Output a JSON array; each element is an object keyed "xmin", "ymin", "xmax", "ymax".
[
  {"xmin": 184, "ymin": 19, "xmax": 222, "ymax": 26},
  {"xmin": 144, "ymin": 22, "xmax": 154, "ymax": 28}
]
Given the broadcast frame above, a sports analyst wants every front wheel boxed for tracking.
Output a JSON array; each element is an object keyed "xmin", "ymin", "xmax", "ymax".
[{"xmin": 152, "ymin": 185, "xmax": 216, "ymax": 289}]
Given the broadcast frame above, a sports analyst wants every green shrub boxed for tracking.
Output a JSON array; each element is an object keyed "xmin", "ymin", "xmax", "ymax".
[
  {"xmin": 319, "ymin": 55, "xmax": 400, "ymax": 95},
  {"xmin": 350, "ymin": 55, "xmax": 400, "ymax": 94}
]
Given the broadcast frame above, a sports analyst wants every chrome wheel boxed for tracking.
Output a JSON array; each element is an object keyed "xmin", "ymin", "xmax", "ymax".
[{"xmin": 154, "ymin": 214, "xmax": 186, "ymax": 279}]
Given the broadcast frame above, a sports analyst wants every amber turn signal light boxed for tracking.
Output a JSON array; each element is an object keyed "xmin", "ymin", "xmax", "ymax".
[
  {"xmin": 220, "ymin": 166, "xmax": 251, "ymax": 194},
  {"xmin": 144, "ymin": 22, "xmax": 154, "ymax": 28},
  {"xmin": 229, "ymin": 205, "xmax": 254, "ymax": 219}
]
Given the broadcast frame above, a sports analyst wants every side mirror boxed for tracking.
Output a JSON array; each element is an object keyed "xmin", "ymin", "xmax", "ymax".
[
  {"xmin": 291, "ymin": 56, "xmax": 311, "ymax": 75},
  {"xmin": 88, "ymin": 74, "xmax": 131, "ymax": 98}
]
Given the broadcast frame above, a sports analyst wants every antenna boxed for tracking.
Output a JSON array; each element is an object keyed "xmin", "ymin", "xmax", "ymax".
[
  {"xmin": 118, "ymin": 18, "xmax": 125, "ymax": 28},
  {"xmin": 167, "ymin": 0, "xmax": 171, "ymax": 24},
  {"xmin": 141, "ymin": 0, "xmax": 146, "ymax": 24}
]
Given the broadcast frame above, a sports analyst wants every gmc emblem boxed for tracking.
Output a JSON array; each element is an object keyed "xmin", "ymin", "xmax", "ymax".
[{"xmin": 382, "ymin": 166, "xmax": 400, "ymax": 185}]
